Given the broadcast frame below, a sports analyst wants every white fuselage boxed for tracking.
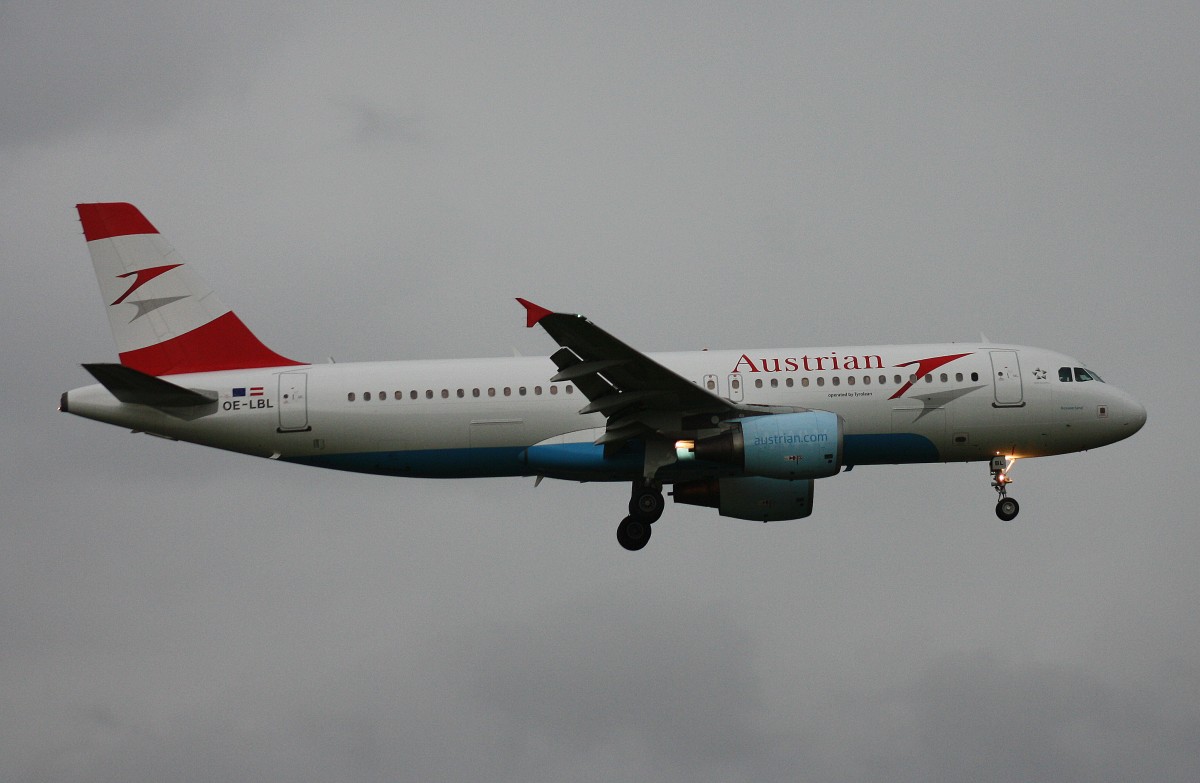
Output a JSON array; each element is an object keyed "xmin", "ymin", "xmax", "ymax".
[{"xmin": 64, "ymin": 343, "xmax": 1146, "ymax": 482}]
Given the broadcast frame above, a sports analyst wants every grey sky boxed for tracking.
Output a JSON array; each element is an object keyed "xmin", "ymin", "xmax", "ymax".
[{"xmin": 3, "ymin": 3, "xmax": 1198, "ymax": 780}]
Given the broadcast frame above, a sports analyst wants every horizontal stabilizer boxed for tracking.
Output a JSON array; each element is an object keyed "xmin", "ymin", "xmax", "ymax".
[{"xmin": 83, "ymin": 363, "xmax": 218, "ymax": 408}]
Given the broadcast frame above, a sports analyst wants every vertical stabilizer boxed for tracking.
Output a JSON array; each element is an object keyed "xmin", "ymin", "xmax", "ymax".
[{"xmin": 77, "ymin": 203, "xmax": 303, "ymax": 376}]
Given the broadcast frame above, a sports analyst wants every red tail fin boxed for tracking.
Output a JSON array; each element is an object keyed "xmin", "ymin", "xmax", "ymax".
[{"xmin": 77, "ymin": 203, "xmax": 304, "ymax": 376}]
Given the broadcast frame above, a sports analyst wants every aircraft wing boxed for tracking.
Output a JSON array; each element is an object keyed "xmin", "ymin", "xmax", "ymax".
[{"xmin": 517, "ymin": 299, "xmax": 791, "ymax": 451}]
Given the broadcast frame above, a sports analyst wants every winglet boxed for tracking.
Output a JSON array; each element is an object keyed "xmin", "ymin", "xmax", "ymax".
[{"xmin": 516, "ymin": 298, "xmax": 554, "ymax": 328}]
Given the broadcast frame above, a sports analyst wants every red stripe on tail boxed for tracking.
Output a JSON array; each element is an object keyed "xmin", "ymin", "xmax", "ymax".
[
  {"xmin": 77, "ymin": 202, "xmax": 159, "ymax": 241},
  {"xmin": 118, "ymin": 311, "xmax": 305, "ymax": 376}
]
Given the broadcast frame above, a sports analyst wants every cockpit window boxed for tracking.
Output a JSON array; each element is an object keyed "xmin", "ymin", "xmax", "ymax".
[
  {"xmin": 1059, "ymin": 367, "xmax": 1073, "ymax": 382},
  {"xmin": 1074, "ymin": 367, "xmax": 1101, "ymax": 382}
]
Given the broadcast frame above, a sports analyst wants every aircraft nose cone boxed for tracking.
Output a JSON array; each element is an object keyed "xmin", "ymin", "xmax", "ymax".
[
  {"xmin": 1128, "ymin": 398, "xmax": 1147, "ymax": 432},
  {"xmin": 1112, "ymin": 388, "xmax": 1146, "ymax": 438}
]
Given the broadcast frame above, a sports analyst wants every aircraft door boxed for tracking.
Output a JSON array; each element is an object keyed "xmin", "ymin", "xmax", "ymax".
[
  {"xmin": 990, "ymin": 351, "xmax": 1024, "ymax": 407},
  {"xmin": 278, "ymin": 372, "xmax": 310, "ymax": 432},
  {"xmin": 727, "ymin": 373, "xmax": 744, "ymax": 402}
]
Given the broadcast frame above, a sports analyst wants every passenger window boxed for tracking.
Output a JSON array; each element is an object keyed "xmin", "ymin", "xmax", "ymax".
[
  {"xmin": 441, "ymin": 389, "xmax": 449, "ymax": 399},
  {"xmin": 862, "ymin": 376, "xmax": 870, "ymax": 385},
  {"xmin": 802, "ymin": 378, "xmax": 810, "ymax": 388},
  {"xmin": 550, "ymin": 386, "xmax": 558, "ymax": 395},
  {"xmin": 426, "ymin": 390, "xmax": 433, "ymax": 399},
  {"xmin": 395, "ymin": 390, "xmax": 403, "ymax": 399},
  {"xmin": 970, "ymin": 372, "xmax": 979, "ymax": 382},
  {"xmin": 832, "ymin": 377, "xmax": 840, "ymax": 386},
  {"xmin": 347, "ymin": 392, "xmax": 356, "ymax": 402},
  {"xmin": 706, "ymin": 379, "xmax": 716, "ymax": 390},
  {"xmin": 939, "ymin": 373, "xmax": 947, "ymax": 383},
  {"xmin": 379, "ymin": 391, "xmax": 387, "ymax": 400},
  {"xmin": 364, "ymin": 391, "xmax": 372, "ymax": 401},
  {"xmin": 785, "ymin": 378, "xmax": 793, "ymax": 387},
  {"xmin": 472, "ymin": 388, "xmax": 480, "ymax": 397},
  {"xmin": 816, "ymin": 377, "xmax": 825, "ymax": 387},
  {"xmin": 879, "ymin": 375, "xmax": 887, "ymax": 385},
  {"xmin": 755, "ymin": 379, "xmax": 763, "ymax": 389},
  {"xmin": 847, "ymin": 376, "xmax": 855, "ymax": 386},
  {"xmin": 566, "ymin": 385, "xmax": 574, "ymax": 394},
  {"xmin": 456, "ymin": 389, "xmax": 464, "ymax": 398},
  {"xmin": 534, "ymin": 386, "xmax": 542, "ymax": 395},
  {"xmin": 1059, "ymin": 367, "xmax": 1073, "ymax": 382},
  {"xmin": 771, "ymin": 378, "xmax": 779, "ymax": 388},
  {"xmin": 924, "ymin": 375, "xmax": 933, "ymax": 383},
  {"xmin": 488, "ymin": 388, "xmax": 496, "ymax": 397},
  {"xmin": 955, "ymin": 373, "xmax": 963, "ymax": 382},
  {"xmin": 504, "ymin": 387, "xmax": 511, "ymax": 396},
  {"xmin": 519, "ymin": 387, "xmax": 527, "ymax": 396},
  {"xmin": 410, "ymin": 390, "xmax": 418, "ymax": 400}
]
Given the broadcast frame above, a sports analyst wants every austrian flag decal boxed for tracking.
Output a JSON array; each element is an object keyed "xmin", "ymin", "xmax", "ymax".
[{"xmin": 232, "ymin": 387, "xmax": 264, "ymax": 398}]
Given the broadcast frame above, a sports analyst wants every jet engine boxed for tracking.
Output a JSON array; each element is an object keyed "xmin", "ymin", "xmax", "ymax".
[
  {"xmin": 692, "ymin": 411, "xmax": 843, "ymax": 480},
  {"xmin": 673, "ymin": 476, "xmax": 815, "ymax": 522}
]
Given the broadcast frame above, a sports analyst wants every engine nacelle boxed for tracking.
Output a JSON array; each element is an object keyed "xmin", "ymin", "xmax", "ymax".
[
  {"xmin": 692, "ymin": 411, "xmax": 843, "ymax": 480},
  {"xmin": 673, "ymin": 476, "xmax": 815, "ymax": 522}
]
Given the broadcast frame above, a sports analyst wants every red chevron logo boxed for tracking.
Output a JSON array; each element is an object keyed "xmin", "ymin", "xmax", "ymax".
[
  {"xmin": 111, "ymin": 264, "xmax": 183, "ymax": 306},
  {"xmin": 888, "ymin": 352, "xmax": 973, "ymax": 400}
]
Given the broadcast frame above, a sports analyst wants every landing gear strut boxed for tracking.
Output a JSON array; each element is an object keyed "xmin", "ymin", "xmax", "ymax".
[
  {"xmin": 990, "ymin": 455, "xmax": 1020, "ymax": 521},
  {"xmin": 617, "ymin": 482, "xmax": 664, "ymax": 551}
]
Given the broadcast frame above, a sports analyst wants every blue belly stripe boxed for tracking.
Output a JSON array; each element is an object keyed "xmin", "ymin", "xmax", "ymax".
[{"xmin": 284, "ymin": 433, "xmax": 941, "ymax": 479}]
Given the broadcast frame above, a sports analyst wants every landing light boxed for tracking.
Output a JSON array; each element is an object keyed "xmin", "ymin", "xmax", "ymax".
[
  {"xmin": 994, "ymin": 455, "xmax": 1020, "ymax": 485},
  {"xmin": 994, "ymin": 453, "xmax": 1020, "ymax": 472},
  {"xmin": 675, "ymin": 439, "xmax": 696, "ymax": 461}
]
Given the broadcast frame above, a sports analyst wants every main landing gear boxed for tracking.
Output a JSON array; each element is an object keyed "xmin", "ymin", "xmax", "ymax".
[
  {"xmin": 617, "ymin": 482, "xmax": 665, "ymax": 551},
  {"xmin": 990, "ymin": 455, "xmax": 1020, "ymax": 521}
]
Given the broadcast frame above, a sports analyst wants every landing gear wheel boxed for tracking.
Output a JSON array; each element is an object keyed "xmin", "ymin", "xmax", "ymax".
[
  {"xmin": 616, "ymin": 516, "xmax": 652, "ymax": 551},
  {"xmin": 995, "ymin": 497, "xmax": 1020, "ymax": 521},
  {"xmin": 629, "ymin": 486, "xmax": 665, "ymax": 523}
]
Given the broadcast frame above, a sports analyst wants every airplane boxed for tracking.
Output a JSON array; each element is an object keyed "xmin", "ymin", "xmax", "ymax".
[{"xmin": 61, "ymin": 202, "xmax": 1147, "ymax": 550}]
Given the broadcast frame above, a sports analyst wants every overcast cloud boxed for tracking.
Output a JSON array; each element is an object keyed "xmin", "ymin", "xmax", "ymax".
[{"xmin": 2, "ymin": 2, "xmax": 1198, "ymax": 781}]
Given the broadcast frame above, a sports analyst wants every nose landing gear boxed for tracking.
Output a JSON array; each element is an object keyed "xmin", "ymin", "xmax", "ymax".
[
  {"xmin": 617, "ymin": 482, "xmax": 665, "ymax": 551},
  {"xmin": 990, "ymin": 455, "xmax": 1020, "ymax": 521}
]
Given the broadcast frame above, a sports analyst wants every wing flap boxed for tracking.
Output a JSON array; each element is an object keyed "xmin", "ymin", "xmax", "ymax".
[
  {"xmin": 578, "ymin": 389, "xmax": 672, "ymax": 417},
  {"xmin": 549, "ymin": 347, "xmax": 614, "ymax": 401},
  {"xmin": 595, "ymin": 424, "xmax": 650, "ymax": 445},
  {"xmin": 550, "ymin": 358, "xmax": 630, "ymax": 383}
]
